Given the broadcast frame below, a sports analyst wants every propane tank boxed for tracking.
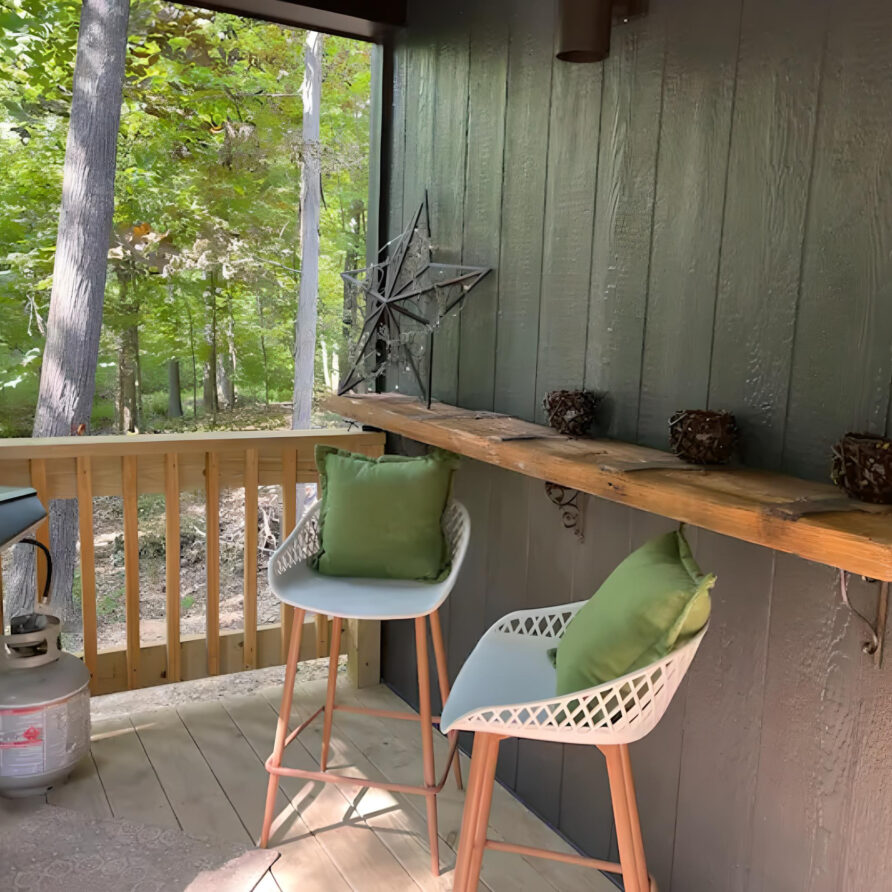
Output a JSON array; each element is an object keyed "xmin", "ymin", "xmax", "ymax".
[{"xmin": 0, "ymin": 537, "xmax": 91, "ymax": 797}]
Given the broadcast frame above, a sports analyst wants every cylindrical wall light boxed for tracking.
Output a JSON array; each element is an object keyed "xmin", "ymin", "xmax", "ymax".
[{"xmin": 556, "ymin": 0, "xmax": 613, "ymax": 63}]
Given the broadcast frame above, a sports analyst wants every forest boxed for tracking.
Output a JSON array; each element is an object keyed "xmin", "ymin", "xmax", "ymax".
[
  {"xmin": 0, "ymin": 0, "xmax": 372, "ymax": 634},
  {"xmin": 0, "ymin": 0, "xmax": 371, "ymax": 437}
]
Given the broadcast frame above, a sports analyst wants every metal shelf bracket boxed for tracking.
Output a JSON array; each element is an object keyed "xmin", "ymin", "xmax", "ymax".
[
  {"xmin": 839, "ymin": 570, "xmax": 889, "ymax": 667},
  {"xmin": 544, "ymin": 483, "xmax": 588, "ymax": 541}
]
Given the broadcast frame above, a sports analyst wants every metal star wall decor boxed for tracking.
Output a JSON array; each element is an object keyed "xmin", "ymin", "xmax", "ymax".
[{"xmin": 338, "ymin": 193, "xmax": 491, "ymax": 405}]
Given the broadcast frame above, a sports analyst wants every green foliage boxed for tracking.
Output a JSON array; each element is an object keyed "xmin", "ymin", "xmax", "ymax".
[
  {"xmin": 0, "ymin": 1, "xmax": 371, "ymax": 434},
  {"xmin": 98, "ymin": 591, "xmax": 123, "ymax": 618}
]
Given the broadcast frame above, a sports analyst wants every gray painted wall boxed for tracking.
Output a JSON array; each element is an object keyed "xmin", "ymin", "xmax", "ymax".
[{"xmin": 378, "ymin": 0, "xmax": 892, "ymax": 888}]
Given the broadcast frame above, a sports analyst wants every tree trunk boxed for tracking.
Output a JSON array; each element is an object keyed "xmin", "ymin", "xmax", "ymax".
[
  {"xmin": 219, "ymin": 289, "xmax": 236, "ymax": 410},
  {"xmin": 257, "ymin": 294, "xmax": 270, "ymax": 405},
  {"xmin": 135, "ymin": 334, "xmax": 143, "ymax": 429},
  {"xmin": 6, "ymin": 0, "xmax": 130, "ymax": 625},
  {"xmin": 292, "ymin": 31, "xmax": 323, "ymax": 431},
  {"xmin": 185, "ymin": 298, "xmax": 198, "ymax": 419},
  {"xmin": 117, "ymin": 321, "xmax": 139, "ymax": 432},
  {"xmin": 340, "ymin": 245, "xmax": 358, "ymax": 389},
  {"xmin": 116, "ymin": 276, "xmax": 140, "ymax": 433},
  {"xmin": 203, "ymin": 270, "xmax": 218, "ymax": 417},
  {"xmin": 167, "ymin": 359, "xmax": 183, "ymax": 418}
]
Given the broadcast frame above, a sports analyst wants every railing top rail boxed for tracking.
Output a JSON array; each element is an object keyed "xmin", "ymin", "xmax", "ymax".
[{"xmin": 0, "ymin": 427, "xmax": 382, "ymax": 460}]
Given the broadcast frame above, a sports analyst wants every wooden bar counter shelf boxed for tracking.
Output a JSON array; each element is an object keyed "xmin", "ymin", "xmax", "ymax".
[{"xmin": 325, "ymin": 393, "xmax": 892, "ymax": 584}]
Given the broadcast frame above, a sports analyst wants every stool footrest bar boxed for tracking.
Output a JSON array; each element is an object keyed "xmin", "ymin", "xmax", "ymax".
[
  {"xmin": 283, "ymin": 705, "xmax": 324, "ymax": 748},
  {"xmin": 265, "ymin": 758, "xmax": 438, "ymax": 796},
  {"xmin": 265, "ymin": 701, "xmax": 460, "ymax": 795},
  {"xmin": 333, "ymin": 703, "xmax": 442, "ymax": 723},
  {"xmin": 484, "ymin": 839, "xmax": 622, "ymax": 873}
]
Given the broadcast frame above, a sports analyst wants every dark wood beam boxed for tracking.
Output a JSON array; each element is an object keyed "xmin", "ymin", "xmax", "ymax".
[{"xmin": 178, "ymin": 0, "xmax": 405, "ymax": 42}]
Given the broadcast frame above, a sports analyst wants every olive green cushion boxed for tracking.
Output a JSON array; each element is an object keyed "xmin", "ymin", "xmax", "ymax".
[
  {"xmin": 554, "ymin": 529, "xmax": 713, "ymax": 695},
  {"xmin": 312, "ymin": 445, "xmax": 458, "ymax": 580}
]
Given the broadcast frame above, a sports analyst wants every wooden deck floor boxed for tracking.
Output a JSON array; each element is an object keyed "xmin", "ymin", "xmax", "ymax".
[{"xmin": 15, "ymin": 677, "xmax": 616, "ymax": 891}]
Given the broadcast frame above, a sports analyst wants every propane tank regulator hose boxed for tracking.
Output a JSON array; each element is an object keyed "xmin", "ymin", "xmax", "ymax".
[{"xmin": 20, "ymin": 537, "xmax": 53, "ymax": 604}]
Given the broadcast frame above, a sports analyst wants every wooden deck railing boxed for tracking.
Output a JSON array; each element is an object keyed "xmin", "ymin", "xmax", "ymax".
[{"xmin": 0, "ymin": 428, "xmax": 385, "ymax": 694}]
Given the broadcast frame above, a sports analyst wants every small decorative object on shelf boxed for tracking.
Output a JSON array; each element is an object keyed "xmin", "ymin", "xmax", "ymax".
[
  {"xmin": 831, "ymin": 432, "xmax": 892, "ymax": 504},
  {"xmin": 668, "ymin": 409, "xmax": 740, "ymax": 465},
  {"xmin": 543, "ymin": 389, "xmax": 600, "ymax": 438}
]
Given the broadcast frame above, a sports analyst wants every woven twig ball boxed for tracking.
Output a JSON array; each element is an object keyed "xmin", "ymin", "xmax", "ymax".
[
  {"xmin": 543, "ymin": 390, "xmax": 600, "ymax": 437},
  {"xmin": 831, "ymin": 432, "xmax": 892, "ymax": 504},
  {"xmin": 668, "ymin": 409, "xmax": 739, "ymax": 465}
]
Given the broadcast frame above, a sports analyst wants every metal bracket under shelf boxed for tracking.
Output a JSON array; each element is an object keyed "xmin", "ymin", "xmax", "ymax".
[
  {"xmin": 544, "ymin": 482, "xmax": 588, "ymax": 542},
  {"xmin": 839, "ymin": 571, "xmax": 889, "ymax": 668}
]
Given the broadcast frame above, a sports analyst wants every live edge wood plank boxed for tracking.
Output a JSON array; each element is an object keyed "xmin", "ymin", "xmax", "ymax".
[{"xmin": 325, "ymin": 393, "xmax": 892, "ymax": 581}]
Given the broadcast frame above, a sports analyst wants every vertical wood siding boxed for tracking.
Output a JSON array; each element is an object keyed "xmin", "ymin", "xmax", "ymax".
[{"xmin": 380, "ymin": 0, "xmax": 892, "ymax": 888}]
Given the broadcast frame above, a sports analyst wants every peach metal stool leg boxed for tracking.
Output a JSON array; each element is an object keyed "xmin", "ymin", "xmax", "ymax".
[
  {"xmin": 415, "ymin": 615, "xmax": 440, "ymax": 875},
  {"xmin": 603, "ymin": 744, "xmax": 645, "ymax": 892},
  {"xmin": 460, "ymin": 733, "xmax": 500, "ymax": 892},
  {"xmin": 259, "ymin": 616, "xmax": 460, "ymax": 874},
  {"xmin": 452, "ymin": 732, "xmax": 492, "ymax": 889},
  {"xmin": 429, "ymin": 609, "xmax": 463, "ymax": 790},
  {"xmin": 260, "ymin": 606, "xmax": 305, "ymax": 847},
  {"xmin": 450, "ymin": 740, "xmax": 653, "ymax": 888},
  {"xmin": 620, "ymin": 743, "xmax": 650, "ymax": 891},
  {"xmin": 319, "ymin": 616, "xmax": 343, "ymax": 772}
]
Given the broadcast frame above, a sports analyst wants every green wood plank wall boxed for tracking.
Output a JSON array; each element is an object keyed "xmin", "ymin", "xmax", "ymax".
[{"xmin": 379, "ymin": 0, "xmax": 892, "ymax": 888}]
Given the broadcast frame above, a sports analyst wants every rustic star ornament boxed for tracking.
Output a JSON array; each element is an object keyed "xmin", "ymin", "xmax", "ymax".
[{"xmin": 338, "ymin": 194, "xmax": 491, "ymax": 404}]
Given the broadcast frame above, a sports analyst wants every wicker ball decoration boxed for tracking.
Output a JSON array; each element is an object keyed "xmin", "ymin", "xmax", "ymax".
[
  {"xmin": 668, "ymin": 409, "xmax": 740, "ymax": 465},
  {"xmin": 831, "ymin": 432, "xmax": 892, "ymax": 504},
  {"xmin": 543, "ymin": 389, "xmax": 600, "ymax": 437}
]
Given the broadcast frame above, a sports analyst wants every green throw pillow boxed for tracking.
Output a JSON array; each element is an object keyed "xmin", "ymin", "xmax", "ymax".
[
  {"xmin": 312, "ymin": 445, "xmax": 459, "ymax": 581},
  {"xmin": 554, "ymin": 528, "xmax": 713, "ymax": 695}
]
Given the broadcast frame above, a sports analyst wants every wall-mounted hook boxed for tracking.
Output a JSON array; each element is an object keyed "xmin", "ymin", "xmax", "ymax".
[{"xmin": 838, "ymin": 571, "xmax": 889, "ymax": 667}]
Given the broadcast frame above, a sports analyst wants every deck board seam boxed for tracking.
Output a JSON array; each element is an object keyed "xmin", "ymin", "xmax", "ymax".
[
  {"xmin": 129, "ymin": 714, "xmax": 185, "ymax": 832},
  {"xmin": 174, "ymin": 705, "xmax": 256, "ymax": 844}
]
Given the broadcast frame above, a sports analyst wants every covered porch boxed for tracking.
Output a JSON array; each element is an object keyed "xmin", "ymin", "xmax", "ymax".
[{"xmin": 2, "ymin": 0, "xmax": 892, "ymax": 886}]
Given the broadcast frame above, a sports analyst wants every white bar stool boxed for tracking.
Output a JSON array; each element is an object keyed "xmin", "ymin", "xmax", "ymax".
[
  {"xmin": 259, "ymin": 499, "xmax": 471, "ymax": 875},
  {"xmin": 441, "ymin": 602, "xmax": 708, "ymax": 892}
]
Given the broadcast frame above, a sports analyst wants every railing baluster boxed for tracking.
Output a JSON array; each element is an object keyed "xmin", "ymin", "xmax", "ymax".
[
  {"xmin": 243, "ymin": 448, "xmax": 259, "ymax": 670},
  {"xmin": 205, "ymin": 451, "xmax": 220, "ymax": 676},
  {"xmin": 316, "ymin": 613, "xmax": 330, "ymax": 659},
  {"xmin": 280, "ymin": 448, "xmax": 297, "ymax": 661},
  {"xmin": 76, "ymin": 456, "xmax": 98, "ymax": 689},
  {"xmin": 164, "ymin": 453, "xmax": 181, "ymax": 683},
  {"xmin": 29, "ymin": 458, "xmax": 50, "ymax": 601},
  {"xmin": 121, "ymin": 455, "xmax": 140, "ymax": 690}
]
